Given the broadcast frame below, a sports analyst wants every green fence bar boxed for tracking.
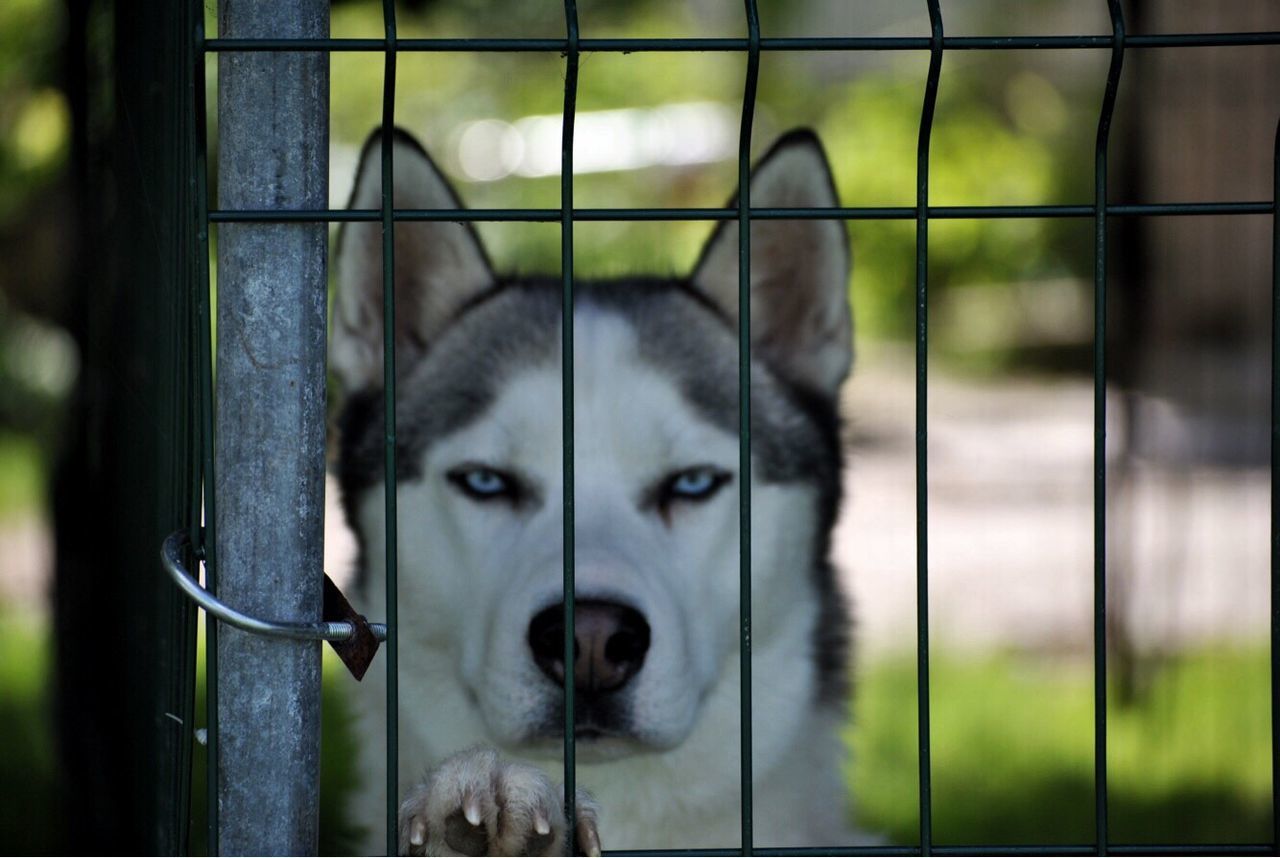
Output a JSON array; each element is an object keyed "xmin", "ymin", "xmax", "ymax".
[
  {"xmin": 736, "ymin": 1, "xmax": 761, "ymax": 853},
  {"xmin": 379, "ymin": 1, "xmax": 400, "ymax": 853},
  {"xmin": 191, "ymin": 8, "xmax": 219, "ymax": 853},
  {"xmin": 1093, "ymin": 2, "xmax": 1125, "ymax": 853},
  {"xmin": 915, "ymin": 0, "xmax": 943, "ymax": 851},
  {"xmin": 608, "ymin": 843, "xmax": 1277, "ymax": 857},
  {"xmin": 1271, "ymin": 115, "xmax": 1279, "ymax": 858},
  {"xmin": 183, "ymin": 7, "xmax": 203, "ymax": 736},
  {"xmin": 611, "ymin": 843, "xmax": 1276, "ymax": 857},
  {"xmin": 201, "ymin": 32, "xmax": 1280, "ymax": 54},
  {"xmin": 560, "ymin": 0, "xmax": 581, "ymax": 832},
  {"xmin": 206, "ymin": 202, "xmax": 1276, "ymax": 224}
]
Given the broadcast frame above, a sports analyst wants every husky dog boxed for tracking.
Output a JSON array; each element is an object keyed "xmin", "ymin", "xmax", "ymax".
[{"xmin": 332, "ymin": 126, "xmax": 857, "ymax": 855}]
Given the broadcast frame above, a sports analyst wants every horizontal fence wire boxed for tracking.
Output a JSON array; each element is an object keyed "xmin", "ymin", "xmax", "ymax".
[
  {"xmin": 202, "ymin": 33, "xmax": 1280, "ymax": 52},
  {"xmin": 607, "ymin": 846, "xmax": 1279, "ymax": 857},
  {"xmin": 206, "ymin": 203, "xmax": 1276, "ymax": 223},
  {"xmin": 189, "ymin": 4, "xmax": 1280, "ymax": 856}
]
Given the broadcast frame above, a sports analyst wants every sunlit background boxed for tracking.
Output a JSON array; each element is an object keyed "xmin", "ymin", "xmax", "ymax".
[{"xmin": 0, "ymin": 0, "xmax": 1276, "ymax": 852}]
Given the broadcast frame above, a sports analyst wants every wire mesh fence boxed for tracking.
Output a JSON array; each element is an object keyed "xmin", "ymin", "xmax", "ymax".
[{"xmin": 167, "ymin": 0, "xmax": 1280, "ymax": 854}]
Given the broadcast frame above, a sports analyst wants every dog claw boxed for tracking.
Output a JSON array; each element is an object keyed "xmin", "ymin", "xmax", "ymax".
[
  {"xmin": 574, "ymin": 788, "xmax": 602, "ymax": 857},
  {"xmin": 398, "ymin": 747, "xmax": 598, "ymax": 856},
  {"xmin": 408, "ymin": 817, "xmax": 427, "ymax": 847},
  {"xmin": 579, "ymin": 825, "xmax": 602, "ymax": 858},
  {"xmin": 463, "ymin": 792, "xmax": 483, "ymax": 827}
]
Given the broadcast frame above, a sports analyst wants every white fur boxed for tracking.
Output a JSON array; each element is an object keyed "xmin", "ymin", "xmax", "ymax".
[{"xmin": 345, "ymin": 312, "xmax": 859, "ymax": 851}]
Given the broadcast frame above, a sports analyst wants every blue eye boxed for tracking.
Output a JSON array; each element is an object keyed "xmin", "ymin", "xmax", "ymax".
[
  {"xmin": 465, "ymin": 469, "xmax": 506, "ymax": 494},
  {"xmin": 664, "ymin": 467, "xmax": 729, "ymax": 502},
  {"xmin": 448, "ymin": 466, "xmax": 517, "ymax": 502},
  {"xmin": 672, "ymin": 470, "xmax": 716, "ymax": 497}
]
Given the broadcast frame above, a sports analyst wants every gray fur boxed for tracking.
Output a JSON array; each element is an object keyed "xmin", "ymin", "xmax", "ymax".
[{"xmin": 339, "ymin": 279, "xmax": 836, "ymax": 491}]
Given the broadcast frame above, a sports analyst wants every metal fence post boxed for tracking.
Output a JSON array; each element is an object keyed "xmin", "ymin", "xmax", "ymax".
[{"xmin": 214, "ymin": 0, "xmax": 329, "ymax": 853}]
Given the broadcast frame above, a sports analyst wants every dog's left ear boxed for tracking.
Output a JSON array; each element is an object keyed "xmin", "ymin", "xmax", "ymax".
[{"xmin": 691, "ymin": 130, "xmax": 852, "ymax": 397}]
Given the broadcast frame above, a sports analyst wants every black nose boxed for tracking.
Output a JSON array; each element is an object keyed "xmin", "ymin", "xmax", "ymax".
[{"xmin": 528, "ymin": 600, "xmax": 651, "ymax": 693}]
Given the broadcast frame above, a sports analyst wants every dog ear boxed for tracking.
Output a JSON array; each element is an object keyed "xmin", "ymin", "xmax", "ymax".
[
  {"xmin": 332, "ymin": 128, "xmax": 495, "ymax": 393},
  {"xmin": 691, "ymin": 129, "xmax": 852, "ymax": 397}
]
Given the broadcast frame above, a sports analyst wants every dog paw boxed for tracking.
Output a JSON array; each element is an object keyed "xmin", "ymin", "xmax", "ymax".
[{"xmin": 398, "ymin": 747, "xmax": 601, "ymax": 857}]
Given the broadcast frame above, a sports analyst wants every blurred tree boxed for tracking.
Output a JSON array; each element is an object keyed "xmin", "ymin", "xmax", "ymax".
[{"xmin": 0, "ymin": 0, "xmax": 76, "ymax": 443}]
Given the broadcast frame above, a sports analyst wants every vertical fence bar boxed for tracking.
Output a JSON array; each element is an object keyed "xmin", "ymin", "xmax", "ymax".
[
  {"xmin": 1093, "ymin": 4, "xmax": 1125, "ymax": 854},
  {"xmin": 213, "ymin": 0, "xmax": 329, "ymax": 852},
  {"xmin": 915, "ymin": 1, "xmax": 943, "ymax": 851},
  {"xmin": 186, "ymin": 19, "xmax": 204, "ymax": 579},
  {"xmin": 560, "ymin": 0, "xmax": 581, "ymax": 830},
  {"xmin": 191, "ymin": 6, "xmax": 218, "ymax": 852},
  {"xmin": 380, "ymin": 1, "xmax": 400, "ymax": 853},
  {"xmin": 737, "ymin": 1, "xmax": 761, "ymax": 853},
  {"xmin": 170, "ymin": 14, "xmax": 202, "ymax": 842},
  {"xmin": 1271, "ymin": 116, "xmax": 1279, "ymax": 855}
]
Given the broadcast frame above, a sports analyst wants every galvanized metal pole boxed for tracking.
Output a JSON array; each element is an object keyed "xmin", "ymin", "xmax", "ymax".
[{"xmin": 214, "ymin": 0, "xmax": 329, "ymax": 854}]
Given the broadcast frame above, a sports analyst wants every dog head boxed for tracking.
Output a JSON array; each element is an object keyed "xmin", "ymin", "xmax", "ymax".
[{"xmin": 333, "ymin": 127, "xmax": 852, "ymax": 760}]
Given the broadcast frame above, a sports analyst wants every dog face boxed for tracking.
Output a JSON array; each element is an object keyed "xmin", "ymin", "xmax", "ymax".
[{"xmin": 333, "ymin": 129, "xmax": 852, "ymax": 763}]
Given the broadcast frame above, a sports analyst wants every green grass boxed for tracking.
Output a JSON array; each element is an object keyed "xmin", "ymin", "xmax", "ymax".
[
  {"xmin": 848, "ymin": 649, "xmax": 1274, "ymax": 847},
  {"xmin": 0, "ymin": 433, "xmax": 45, "ymax": 520},
  {"xmin": 0, "ymin": 614, "xmax": 56, "ymax": 854},
  {"xmin": 0, "ymin": 608, "xmax": 1271, "ymax": 852}
]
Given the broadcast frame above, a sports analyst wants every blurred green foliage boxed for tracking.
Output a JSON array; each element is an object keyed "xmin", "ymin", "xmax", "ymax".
[
  {"xmin": 0, "ymin": 0, "xmax": 66, "ymax": 224},
  {"xmin": 0, "ymin": 0, "xmax": 68, "ymax": 516},
  {"xmin": 323, "ymin": 0, "xmax": 1099, "ymax": 354},
  {"xmin": 0, "ymin": 434, "xmax": 45, "ymax": 520}
]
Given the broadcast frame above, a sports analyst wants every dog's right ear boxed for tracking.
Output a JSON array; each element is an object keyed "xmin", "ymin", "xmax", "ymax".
[
  {"xmin": 332, "ymin": 128, "xmax": 495, "ymax": 393},
  {"xmin": 690, "ymin": 130, "xmax": 852, "ymax": 399}
]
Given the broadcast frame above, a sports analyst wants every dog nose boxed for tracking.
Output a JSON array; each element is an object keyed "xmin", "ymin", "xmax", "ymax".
[{"xmin": 528, "ymin": 601, "xmax": 651, "ymax": 693}]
